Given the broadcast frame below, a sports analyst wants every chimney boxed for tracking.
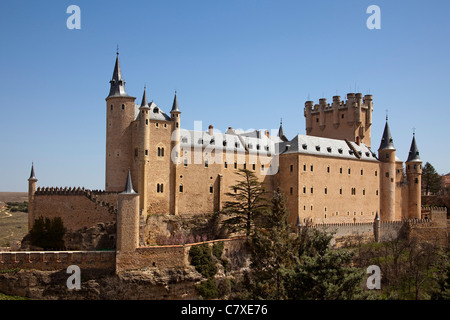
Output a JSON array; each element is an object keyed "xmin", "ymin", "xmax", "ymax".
[
  {"xmin": 208, "ymin": 125, "xmax": 214, "ymax": 135},
  {"xmin": 265, "ymin": 130, "xmax": 270, "ymax": 138}
]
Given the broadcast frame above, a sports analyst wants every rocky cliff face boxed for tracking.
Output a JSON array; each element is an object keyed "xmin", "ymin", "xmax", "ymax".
[{"xmin": 0, "ymin": 267, "xmax": 204, "ymax": 300}]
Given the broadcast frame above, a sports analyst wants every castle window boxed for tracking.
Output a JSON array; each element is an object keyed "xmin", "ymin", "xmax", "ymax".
[
  {"xmin": 316, "ymin": 118, "xmax": 319, "ymax": 123},
  {"xmin": 341, "ymin": 114, "xmax": 344, "ymax": 119},
  {"xmin": 327, "ymin": 147, "xmax": 332, "ymax": 153},
  {"xmin": 290, "ymin": 187, "xmax": 293, "ymax": 195},
  {"xmin": 223, "ymin": 141, "xmax": 227, "ymax": 147},
  {"xmin": 243, "ymin": 163, "xmax": 246, "ymax": 169},
  {"xmin": 324, "ymin": 187, "xmax": 327, "ymax": 195},
  {"xmin": 146, "ymin": 119, "xmax": 148, "ymax": 125},
  {"xmin": 375, "ymin": 170, "xmax": 378, "ymax": 176},
  {"xmin": 205, "ymin": 160, "xmax": 209, "ymax": 168},
  {"xmin": 256, "ymin": 144, "xmax": 260, "ymax": 150},
  {"xmin": 414, "ymin": 164, "xmax": 417, "ymax": 169},
  {"xmin": 252, "ymin": 164, "xmax": 256, "ymax": 171},
  {"xmin": 327, "ymin": 166, "xmax": 330, "ymax": 173},
  {"xmin": 386, "ymin": 153, "xmax": 389, "ymax": 159},
  {"xmin": 386, "ymin": 172, "xmax": 389, "ymax": 178},
  {"xmin": 234, "ymin": 162, "xmax": 237, "ymax": 169},
  {"xmin": 338, "ymin": 148, "xmax": 343, "ymax": 154},
  {"xmin": 315, "ymin": 146, "xmax": 320, "ymax": 151},
  {"xmin": 340, "ymin": 167, "xmax": 343, "ymax": 174},
  {"xmin": 157, "ymin": 147, "xmax": 164, "ymax": 157},
  {"xmin": 415, "ymin": 178, "xmax": 419, "ymax": 184},
  {"xmin": 224, "ymin": 162, "xmax": 228, "ymax": 169},
  {"xmin": 184, "ymin": 159, "xmax": 188, "ymax": 167},
  {"xmin": 248, "ymin": 143, "xmax": 253, "ymax": 149},
  {"xmin": 348, "ymin": 168, "xmax": 351, "ymax": 174},
  {"xmin": 376, "ymin": 190, "xmax": 379, "ymax": 196},
  {"xmin": 210, "ymin": 139, "xmax": 215, "ymax": 145},
  {"xmin": 134, "ymin": 148, "xmax": 138, "ymax": 157},
  {"xmin": 302, "ymin": 144, "xmax": 307, "ymax": 150},
  {"xmin": 145, "ymin": 150, "xmax": 148, "ymax": 156},
  {"xmin": 179, "ymin": 184, "xmax": 183, "ymax": 193},
  {"xmin": 156, "ymin": 123, "xmax": 159, "ymax": 127},
  {"xmin": 110, "ymin": 105, "xmax": 113, "ymax": 110},
  {"xmin": 157, "ymin": 184, "xmax": 164, "ymax": 193},
  {"xmin": 290, "ymin": 165, "xmax": 294, "ymax": 172},
  {"xmin": 182, "ymin": 137, "xmax": 188, "ymax": 143},
  {"xmin": 310, "ymin": 165, "xmax": 313, "ymax": 172},
  {"xmin": 164, "ymin": 123, "xmax": 167, "ymax": 128},
  {"xmin": 209, "ymin": 185, "xmax": 213, "ymax": 194},
  {"xmin": 175, "ymin": 122, "xmax": 179, "ymax": 128},
  {"xmin": 122, "ymin": 104, "xmax": 125, "ymax": 110},
  {"xmin": 199, "ymin": 139, "xmax": 204, "ymax": 144},
  {"xmin": 363, "ymin": 189, "xmax": 366, "ymax": 195},
  {"xmin": 311, "ymin": 187, "xmax": 313, "ymax": 194},
  {"xmin": 303, "ymin": 164, "xmax": 306, "ymax": 171},
  {"xmin": 264, "ymin": 145, "xmax": 269, "ymax": 151},
  {"xmin": 261, "ymin": 164, "xmax": 265, "ymax": 171},
  {"xmin": 235, "ymin": 142, "xmax": 239, "ymax": 148},
  {"xmin": 303, "ymin": 186, "xmax": 306, "ymax": 194},
  {"xmin": 340, "ymin": 188, "xmax": 342, "ymax": 195}
]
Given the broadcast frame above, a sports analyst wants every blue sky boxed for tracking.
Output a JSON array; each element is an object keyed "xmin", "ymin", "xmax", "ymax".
[{"xmin": 0, "ymin": 0, "xmax": 449, "ymax": 191}]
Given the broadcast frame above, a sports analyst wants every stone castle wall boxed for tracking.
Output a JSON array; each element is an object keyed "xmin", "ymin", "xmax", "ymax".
[{"xmin": 0, "ymin": 250, "xmax": 115, "ymax": 272}]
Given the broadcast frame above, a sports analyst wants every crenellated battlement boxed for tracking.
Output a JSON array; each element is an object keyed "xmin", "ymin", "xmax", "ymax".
[
  {"xmin": 304, "ymin": 93, "xmax": 373, "ymax": 115},
  {"xmin": 35, "ymin": 187, "xmax": 118, "ymax": 213}
]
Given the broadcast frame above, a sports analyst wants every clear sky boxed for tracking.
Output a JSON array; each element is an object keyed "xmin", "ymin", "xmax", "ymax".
[{"xmin": 0, "ymin": 0, "xmax": 449, "ymax": 192}]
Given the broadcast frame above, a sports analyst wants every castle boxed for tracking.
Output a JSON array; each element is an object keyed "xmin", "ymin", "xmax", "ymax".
[{"xmin": 27, "ymin": 52, "xmax": 424, "ymax": 241}]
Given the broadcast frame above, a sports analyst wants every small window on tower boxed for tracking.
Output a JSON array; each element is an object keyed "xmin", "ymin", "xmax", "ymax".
[
  {"xmin": 179, "ymin": 184, "xmax": 183, "ymax": 193},
  {"xmin": 122, "ymin": 104, "xmax": 125, "ymax": 110},
  {"xmin": 110, "ymin": 105, "xmax": 113, "ymax": 111}
]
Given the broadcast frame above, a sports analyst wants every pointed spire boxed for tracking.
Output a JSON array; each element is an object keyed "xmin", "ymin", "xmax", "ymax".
[
  {"xmin": 170, "ymin": 90, "xmax": 181, "ymax": 114},
  {"xmin": 121, "ymin": 170, "xmax": 136, "ymax": 194},
  {"xmin": 28, "ymin": 162, "xmax": 37, "ymax": 181},
  {"xmin": 107, "ymin": 51, "xmax": 128, "ymax": 98},
  {"xmin": 278, "ymin": 118, "xmax": 288, "ymax": 142},
  {"xmin": 378, "ymin": 119, "xmax": 395, "ymax": 150},
  {"xmin": 406, "ymin": 133, "xmax": 421, "ymax": 162},
  {"xmin": 139, "ymin": 86, "xmax": 149, "ymax": 109}
]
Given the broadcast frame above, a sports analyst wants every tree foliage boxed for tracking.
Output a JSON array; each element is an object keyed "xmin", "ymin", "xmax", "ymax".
[
  {"xmin": 221, "ymin": 169, "xmax": 267, "ymax": 237},
  {"xmin": 422, "ymin": 162, "xmax": 442, "ymax": 195},
  {"xmin": 29, "ymin": 216, "xmax": 66, "ymax": 250}
]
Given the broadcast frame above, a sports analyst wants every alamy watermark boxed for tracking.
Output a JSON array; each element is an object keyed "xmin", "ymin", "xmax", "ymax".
[
  {"xmin": 366, "ymin": 265, "xmax": 381, "ymax": 289},
  {"xmin": 366, "ymin": 5, "xmax": 381, "ymax": 30},
  {"xmin": 66, "ymin": 5, "xmax": 81, "ymax": 30},
  {"xmin": 66, "ymin": 265, "xmax": 81, "ymax": 290}
]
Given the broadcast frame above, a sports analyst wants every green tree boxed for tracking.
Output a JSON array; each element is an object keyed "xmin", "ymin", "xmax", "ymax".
[
  {"xmin": 283, "ymin": 227, "xmax": 368, "ymax": 300},
  {"xmin": 29, "ymin": 217, "xmax": 66, "ymax": 250},
  {"xmin": 422, "ymin": 162, "xmax": 442, "ymax": 195},
  {"xmin": 221, "ymin": 169, "xmax": 267, "ymax": 237},
  {"xmin": 247, "ymin": 189, "xmax": 298, "ymax": 299}
]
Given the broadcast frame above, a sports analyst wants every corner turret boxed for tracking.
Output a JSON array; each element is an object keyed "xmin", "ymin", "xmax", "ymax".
[
  {"xmin": 378, "ymin": 117, "xmax": 396, "ymax": 221},
  {"xmin": 138, "ymin": 87, "xmax": 150, "ymax": 212},
  {"xmin": 406, "ymin": 133, "xmax": 422, "ymax": 219},
  {"xmin": 27, "ymin": 163, "xmax": 38, "ymax": 231}
]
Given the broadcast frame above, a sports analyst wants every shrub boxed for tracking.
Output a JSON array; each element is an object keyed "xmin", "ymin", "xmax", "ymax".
[
  {"xmin": 189, "ymin": 243, "xmax": 217, "ymax": 278},
  {"xmin": 29, "ymin": 216, "xmax": 66, "ymax": 250},
  {"xmin": 196, "ymin": 278, "xmax": 219, "ymax": 299}
]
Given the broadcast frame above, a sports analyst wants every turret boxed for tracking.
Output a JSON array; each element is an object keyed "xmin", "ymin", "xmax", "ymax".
[
  {"xmin": 319, "ymin": 98, "xmax": 327, "ymax": 130},
  {"xmin": 27, "ymin": 163, "xmax": 38, "ymax": 231},
  {"xmin": 277, "ymin": 119, "xmax": 288, "ymax": 142},
  {"xmin": 332, "ymin": 96, "xmax": 340, "ymax": 128},
  {"xmin": 378, "ymin": 118, "xmax": 396, "ymax": 221},
  {"xmin": 138, "ymin": 87, "xmax": 150, "ymax": 213},
  {"xmin": 170, "ymin": 91, "xmax": 181, "ymax": 214},
  {"xmin": 116, "ymin": 170, "xmax": 140, "ymax": 252},
  {"xmin": 405, "ymin": 133, "xmax": 422, "ymax": 219},
  {"xmin": 304, "ymin": 100, "xmax": 313, "ymax": 133},
  {"xmin": 105, "ymin": 51, "xmax": 136, "ymax": 192}
]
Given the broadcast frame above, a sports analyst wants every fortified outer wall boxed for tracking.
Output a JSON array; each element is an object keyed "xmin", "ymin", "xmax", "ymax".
[
  {"xmin": 0, "ymin": 251, "xmax": 115, "ymax": 272},
  {"xmin": 31, "ymin": 187, "xmax": 118, "ymax": 232},
  {"xmin": 116, "ymin": 237, "xmax": 247, "ymax": 273}
]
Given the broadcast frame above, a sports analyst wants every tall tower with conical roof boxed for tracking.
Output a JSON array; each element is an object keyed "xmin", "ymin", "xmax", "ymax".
[
  {"xmin": 405, "ymin": 133, "xmax": 422, "ymax": 219},
  {"xmin": 116, "ymin": 170, "xmax": 140, "ymax": 252},
  {"xmin": 27, "ymin": 163, "xmax": 38, "ymax": 231},
  {"xmin": 170, "ymin": 91, "xmax": 181, "ymax": 214},
  {"xmin": 138, "ymin": 87, "xmax": 150, "ymax": 213},
  {"xmin": 378, "ymin": 117, "xmax": 396, "ymax": 221},
  {"xmin": 105, "ymin": 51, "xmax": 136, "ymax": 192}
]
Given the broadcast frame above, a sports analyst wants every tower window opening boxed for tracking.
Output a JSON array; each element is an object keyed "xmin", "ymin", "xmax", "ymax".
[
  {"xmin": 209, "ymin": 185, "xmax": 213, "ymax": 193},
  {"xmin": 290, "ymin": 187, "xmax": 293, "ymax": 195},
  {"xmin": 110, "ymin": 105, "xmax": 113, "ymax": 110},
  {"xmin": 122, "ymin": 104, "xmax": 125, "ymax": 110},
  {"xmin": 179, "ymin": 184, "xmax": 183, "ymax": 193}
]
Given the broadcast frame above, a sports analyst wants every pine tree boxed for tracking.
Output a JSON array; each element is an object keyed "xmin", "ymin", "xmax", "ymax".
[
  {"xmin": 422, "ymin": 162, "xmax": 442, "ymax": 195},
  {"xmin": 247, "ymin": 189, "xmax": 297, "ymax": 299},
  {"xmin": 284, "ymin": 227, "xmax": 369, "ymax": 300},
  {"xmin": 221, "ymin": 169, "xmax": 267, "ymax": 237}
]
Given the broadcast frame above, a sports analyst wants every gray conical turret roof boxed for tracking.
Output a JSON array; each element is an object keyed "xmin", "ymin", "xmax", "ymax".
[
  {"xmin": 406, "ymin": 134, "xmax": 421, "ymax": 162},
  {"xmin": 379, "ymin": 119, "xmax": 395, "ymax": 150},
  {"xmin": 28, "ymin": 163, "xmax": 37, "ymax": 181},
  {"xmin": 107, "ymin": 52, "xmax": 129, "ymax": 98},
  {"xmin": 140, "ymin": 87, "xmax": 149, "ymax": 109},
  {"xmin": 121, "ymin": 170, "xmax": 136, "ymax": 194},
  {"xmin": 278, "ymin": 119, "xmax": 288, "ymax": 142},
  {"xmin": 170, "ymin": 91, "xmax": 180, "ymax": 113}
]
